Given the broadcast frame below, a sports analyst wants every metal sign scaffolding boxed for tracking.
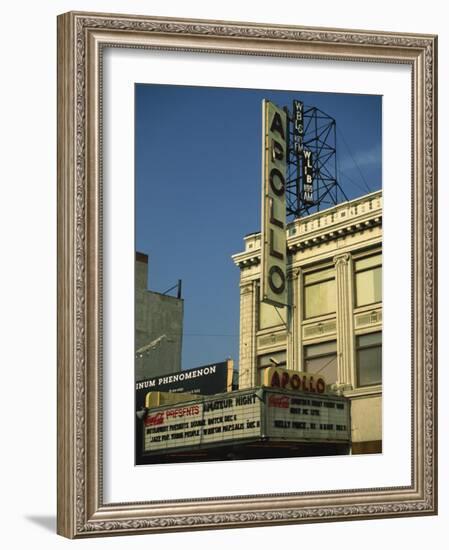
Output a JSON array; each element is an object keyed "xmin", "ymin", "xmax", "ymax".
[{"xmin": 285, "ymin": 100, "xmax": 348, "ymax": 219}]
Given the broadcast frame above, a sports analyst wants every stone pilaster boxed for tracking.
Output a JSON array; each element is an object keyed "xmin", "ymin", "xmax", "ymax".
[
  {"xmin": 287, "ymin": 267, "xmax": 301, "ymax": 372},
  {"xmin": 238, "ymin": 280, "xmax": 257, "ymax": 389},
  {"xmin": 333, "ymin": 253, "xmax": 355, "ymax": 387}
]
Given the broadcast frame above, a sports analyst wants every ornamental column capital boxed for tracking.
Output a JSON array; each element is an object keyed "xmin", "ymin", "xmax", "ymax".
[
  {"xmin": 287, "ymin": 267, "xmax": 302, "ymax": 280},
  {"xmin": 240, "ymin": 280, "xmax": 256, "ymax": 294},
  {"xmin": 333, "ymin": 252, "xmax": 351, "ymax": 268}
]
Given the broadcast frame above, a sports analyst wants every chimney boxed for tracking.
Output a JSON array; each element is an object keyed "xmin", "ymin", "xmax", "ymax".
[{"xmin": 136, "ymin": 252, "xmax": 148, "ymax": 290}]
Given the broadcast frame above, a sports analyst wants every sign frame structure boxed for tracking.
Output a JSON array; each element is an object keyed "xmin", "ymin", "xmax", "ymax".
[
  {"xmin": 260, "ymin": 99, "xmax": 288, "ymax": 308},
  {"xmin": 57, "ymin": 11, "xmax": 437, "ymax": 538}
]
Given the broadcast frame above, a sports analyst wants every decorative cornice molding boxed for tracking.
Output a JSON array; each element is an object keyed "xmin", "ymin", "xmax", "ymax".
[
  {"xmin": 78, "ymin": 15, "xmax": 434, "ymax": 52},
  {"xmin": 81, "ymin": 496, "xmax": 434, "ymax": 533},
  {"xmin": 234, "ymin": 215, "xmax": 382, "ymax": 267}
]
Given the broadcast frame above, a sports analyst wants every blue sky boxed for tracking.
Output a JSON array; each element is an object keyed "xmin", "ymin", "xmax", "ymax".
[{"xmin": 135, "ymin": 84, "xmax": 381, "ymax": 372}]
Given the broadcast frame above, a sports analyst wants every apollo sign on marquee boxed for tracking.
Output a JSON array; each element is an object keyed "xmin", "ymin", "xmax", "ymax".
[
  {"xmin": 262, "ymin": 366, "xmax": 327, "ymax": 394},
  {"xmin": 261, "ymin": 100, "xmax": 288, "ymax": 307}
]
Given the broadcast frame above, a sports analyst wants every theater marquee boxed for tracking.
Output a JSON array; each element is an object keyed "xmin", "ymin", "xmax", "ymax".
[
  {"xmin": 144, "ymin": 391, "xmax": 261, "ymax": 453},
  {"xmin": 143, "ymin": 388, "xmax": 350, "ymax": 455}
]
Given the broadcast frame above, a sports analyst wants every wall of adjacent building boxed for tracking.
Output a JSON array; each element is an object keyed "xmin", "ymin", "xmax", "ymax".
[{"xmin": 135, "ymin": 254, "xmax": 183, "ymax": 380}]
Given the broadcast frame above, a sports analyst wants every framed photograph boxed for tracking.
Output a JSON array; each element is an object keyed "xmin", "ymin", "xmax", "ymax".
[{"xmin": 57, "ymin": 11, "xmax": 437, "ymax": 538}]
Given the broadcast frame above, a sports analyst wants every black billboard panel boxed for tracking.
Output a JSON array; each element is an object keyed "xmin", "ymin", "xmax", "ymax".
[{"xmin": 135, "ymin": 360, "xmax": 233, "ymax": 409}]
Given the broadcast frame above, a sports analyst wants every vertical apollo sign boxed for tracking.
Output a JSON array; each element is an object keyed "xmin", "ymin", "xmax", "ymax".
[{"xmin": 261, "ymin": 100, "xmax": 287, "ymax": 307}]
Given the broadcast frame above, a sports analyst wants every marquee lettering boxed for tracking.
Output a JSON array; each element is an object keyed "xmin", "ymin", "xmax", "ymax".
[
  {"xmin": 261, "ymin": 101, "xmax": 287, "ymax": 307},
  {"xmin": 269, "ymin": 369, "xmax": 326, "ymax": 394},
  {"xmin": 270, "ymin": 111, "xmax": 285, "ymax": 140}
]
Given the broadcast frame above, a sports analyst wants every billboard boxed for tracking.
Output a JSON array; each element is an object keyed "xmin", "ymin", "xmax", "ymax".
[
  {"xmin": 260, "ymin": 100, "xmax": 288, "ymax": 307},
  {"xmin": 142, "ymin": 388, "xmax": 350, "ymax": 455},
  {"xmin": 136, "ymin": 360, "xmax": 233, "ymax": 409}
]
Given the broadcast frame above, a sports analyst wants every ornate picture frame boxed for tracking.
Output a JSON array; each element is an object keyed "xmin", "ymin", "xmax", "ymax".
[{"xmin": 57, "ymin": 11, "xmax": 437, "ymax": 538}]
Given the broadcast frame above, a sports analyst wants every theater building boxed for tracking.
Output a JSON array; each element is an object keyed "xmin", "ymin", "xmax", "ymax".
[{"xmin": 232, "ymin": 190, "xmax": 382, "ymax": 454}]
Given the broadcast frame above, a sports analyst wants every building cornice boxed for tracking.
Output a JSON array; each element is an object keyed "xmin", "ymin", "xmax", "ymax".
[{"xmin": 232, "ymin": 191, "xmax": 382, "ymax": 268}]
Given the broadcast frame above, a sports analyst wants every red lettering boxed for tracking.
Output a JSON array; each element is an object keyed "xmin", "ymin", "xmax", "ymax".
[
  {"xmin": 268, "ymin": 395, "xmax": 290, "ymax": 408},
  {"xmin": 281, "ymin": 371, "xmax": 289, "ymax": 388},
  {"xmin": 290, "ymin": 374, "xmax": 301, "ymax": 390},
  {"xmin": 165, "ymin": 405, "xmax": 200, "ymax": 419},
  {"xmin": 144, "ymin": 412, "xmax": 164, "ymax": 426},
  {"xmin": 270, "ymin": 369, "xmax": 327, "ymax": 394},
  {"xmin": 271, "ymin": 371, "xmax": 281, "ymax": 388}
]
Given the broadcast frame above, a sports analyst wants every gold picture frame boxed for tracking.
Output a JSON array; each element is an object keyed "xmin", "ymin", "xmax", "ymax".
[{"xmin": 57, "ymin": 11, "xmax": 437, "ymax": 538}]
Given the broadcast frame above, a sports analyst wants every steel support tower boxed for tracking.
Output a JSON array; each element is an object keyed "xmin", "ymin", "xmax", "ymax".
[{"xmin": 285, "ymin": 100, "xmax": 348, "ymax": 219}]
